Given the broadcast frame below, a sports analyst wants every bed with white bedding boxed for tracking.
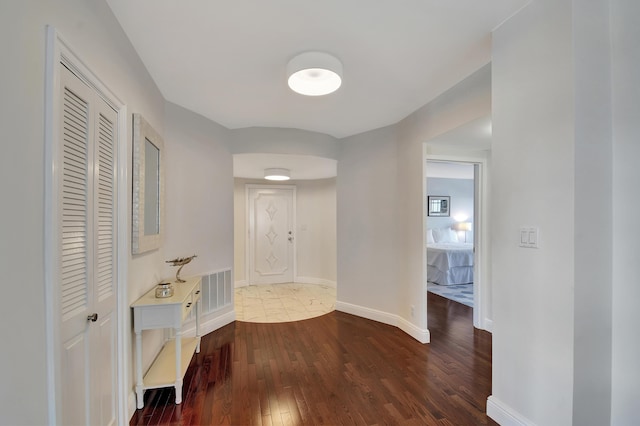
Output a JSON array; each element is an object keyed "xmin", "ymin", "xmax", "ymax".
[{"xmin": 426, "ymin": 228, "xmax": 474, "ymax": 285}]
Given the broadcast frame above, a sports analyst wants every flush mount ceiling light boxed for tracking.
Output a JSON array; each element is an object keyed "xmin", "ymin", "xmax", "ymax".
[
  {"xmin": 264, "ymin": 168, "xmax": 290, "ymax": 181},
  {"xmin": 287, "ymin": 51, "xmax": 343, "ymax": 96}
]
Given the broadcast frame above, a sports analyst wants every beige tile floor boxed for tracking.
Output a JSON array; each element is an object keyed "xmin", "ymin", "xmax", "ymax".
[{"xmin": 235, "ymin": 282, "xmax": 336, "ymax": 323}]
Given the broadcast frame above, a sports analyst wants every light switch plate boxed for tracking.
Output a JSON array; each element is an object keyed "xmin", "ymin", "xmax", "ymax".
[{"xmin": 519, "ymin": 227, "xmax": 539, "ymax": 248}]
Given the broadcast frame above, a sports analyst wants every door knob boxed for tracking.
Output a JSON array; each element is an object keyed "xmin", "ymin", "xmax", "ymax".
[{"xmin": 87, "ymin": 313, "xmax": 98, "ymax": 322}]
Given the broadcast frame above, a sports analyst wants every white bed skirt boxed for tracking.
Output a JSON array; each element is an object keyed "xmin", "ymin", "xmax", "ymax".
[{"xmin": 427, "ymin": 264, "xmax": 473, "ymax": 286}]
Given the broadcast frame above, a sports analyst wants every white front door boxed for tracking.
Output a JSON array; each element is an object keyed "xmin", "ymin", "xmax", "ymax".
[
  {"xmin": 248, "ymin": 186, "xmax": 295, "ymax": 284},
  {"xmin": 58, "ymin": 64, "xmax": 117, "ymax": 426}
]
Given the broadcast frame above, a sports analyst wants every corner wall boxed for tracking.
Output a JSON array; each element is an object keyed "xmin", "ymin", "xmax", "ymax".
[
  {"xmin": 611, "ymin": 0, "xmax": 640, "ymax": 423},
  {"xmin": 490, "ymin": 0, "xmax": 626, "ymax": 424},
  {"xmin": 336, "ymin": 65, "xmax": 492, "ymax": 340},
  {"xmin": 490, "ymin": 1, "xmax": 576, "ymax": 424}
]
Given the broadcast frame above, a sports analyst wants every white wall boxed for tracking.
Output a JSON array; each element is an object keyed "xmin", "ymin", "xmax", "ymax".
[
  {"xmin": 234, "ymin": 178, "xmax": 336, "ymax": 285},
  {"xmin": 396, "ymin": 65, "xmax": 492, "ymax": 335},
  {"xmin": 164, "ymin": 102, "xmax": 234, "ymax": 278},
  {"xmin": 0, "ymin": 1, "xmax": 166, "ymax": 424},
  {"xmin": 336, "ymin": 65, "xmax": 490, "ymax": 341},
  {"xmin": 337, "ymin": 126, "xmax": 400, "ymax": 316},
  {"xmin": 572, "ymin": 0, "xmax": 613, "ymax": 423},
  {"xmin": 611, "ymin": 0, "xmax": 640, "ymax": 424},
  {"xmin": 337, "ymin": 59, "xmax": 491, "ymax": 341},
  {"xmin": 490, "ymin": 1, "xmax": 576, "ymax": 424},
  {"xmin": 490, "ymin": 0, "xmax": 632, "ymax": 424},
  {"xmin": 294, "ymin": 179, "xmax": 337, "ymax": 283},
  {"xmin": 336, "ymin": 63, "xmax": 491, "ymax": 340}
]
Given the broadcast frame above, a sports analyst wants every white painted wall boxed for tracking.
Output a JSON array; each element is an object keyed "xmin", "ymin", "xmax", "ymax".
[
  {"xmin": 490, "ymin": 1, "xmax": 636, "ymax": 424},
  {"xmin": 611, "ymin": 0, "xmax": 640, "ymax": 424},
  {"xmin": 490, "ymin": 1, "xmax": 576, "ymax": 424},
  {"xmin": 336, "ymin": 64, "xmax": 491, "ymax": 339},
  {"xmin": 234, "ymin": 178, "xmax": 336, "ymax": 285},
  {"xmin": 572, "ymin": 0, "xmax": 613, "ymax": 423},
  {"xmin": 294, "ymin": 179, "xmax": 337, "ymax": 283},
  {"xmin": 337, "ymin": 126, "xmax": 400, "ymax": 316},
  {"xmin": 164, "ymin": 102, "xmax": 234, "ymax": 278},
  {"xmin": 0, "ymin": 1, "xmax": 166, "ymax": 424},
  {"xmin": 395, "ymin": 65, "xmax": 492, "ymax": 334}
]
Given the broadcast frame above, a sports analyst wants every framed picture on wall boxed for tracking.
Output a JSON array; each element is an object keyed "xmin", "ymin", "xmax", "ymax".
[{"xmin": 428, "ymin": 196, "xmax": 450, "ymax": 217}]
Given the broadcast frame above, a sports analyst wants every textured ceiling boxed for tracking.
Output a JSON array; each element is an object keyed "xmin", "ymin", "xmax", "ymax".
[{"xmin": 106, "ymin": 0, "xmax": 528, "ymax": 138}]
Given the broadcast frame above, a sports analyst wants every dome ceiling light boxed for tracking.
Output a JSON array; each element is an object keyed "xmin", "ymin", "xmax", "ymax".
[
  {"xmin": 286, "ymin": 51, "xmax": 342, "ymax": 96},
  {"xmin": 264, "ymin": 168, "xmax": 291, "ymax": 181}
]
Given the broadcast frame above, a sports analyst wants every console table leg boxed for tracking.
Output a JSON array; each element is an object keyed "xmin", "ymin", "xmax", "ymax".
[
  {"xmin": 195, "ymin": 299, "xmax": 201, "ymax": 353},
  {"xmin": 135, "ymin": 330, "xmax": 144, "ymax": 409},
  {"xmin": 175, "ymin": 329, "xmax": 182, "ymax": 404}
]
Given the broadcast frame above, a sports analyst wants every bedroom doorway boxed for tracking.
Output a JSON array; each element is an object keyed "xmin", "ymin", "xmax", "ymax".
[{"xmin": 425, "ymin": 156, "xmax": 489, "ymax": 331}]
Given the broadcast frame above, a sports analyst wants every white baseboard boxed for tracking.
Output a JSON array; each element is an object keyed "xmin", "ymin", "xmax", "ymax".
[
  {"xmin": 484, "ymin": 318, "xmax": 494, "ymax": 333},
  {"xmin": 236, "ymin": 278, "xmax": 337, "ymax": 288},
  {"xmin": 335, "ymin": 301, "xmax": 430, "ymax": 344},
  {"xmin": 183, "ymin": 309, "xmax": 236, "ymax": 337},
  {"xmin": 295, "ymin": 276, "xmax": 337, "ymax": 288},
  {"xmin": 487, "ymin": 396, "xmax": 536, "ymax": 426}
]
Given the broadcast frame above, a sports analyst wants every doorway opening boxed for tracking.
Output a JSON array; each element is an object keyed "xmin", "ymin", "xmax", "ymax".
[
  {"xmin": 426, "ymin": 161, "xmax": 475, "ymax": 308},
  {"xmin": 231, "ymin": 154, "xmax": 338, "ymax": 323},
  {"xmin": 425, "ymin": 155, "xmax": 489, "ymax": 330}
]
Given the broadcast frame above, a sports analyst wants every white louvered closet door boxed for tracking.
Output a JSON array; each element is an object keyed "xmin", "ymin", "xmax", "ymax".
[{"xmin": 58, "ymin": 64, "xmax": 117, "ymax": 426}]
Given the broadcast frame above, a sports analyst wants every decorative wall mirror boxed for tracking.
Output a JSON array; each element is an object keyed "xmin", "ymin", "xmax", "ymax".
[
  {"xmin": 132, "ymin": 113, "xmax": 164, "ymax": 254},
  {"xmin": 428, "ymin": 195, "xmax": 450, "ymax": 217}
]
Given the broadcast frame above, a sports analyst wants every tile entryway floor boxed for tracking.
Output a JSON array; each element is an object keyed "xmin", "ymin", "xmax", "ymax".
[{"xmin": 235, "ymin": 283, "xmax": 336, "ymax": 323}]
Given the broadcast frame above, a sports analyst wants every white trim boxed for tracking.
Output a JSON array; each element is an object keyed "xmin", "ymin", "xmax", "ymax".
[
  {"xmin": 483, "ymin": 318, "xmax": 493, "ymax": 333},
  {"xmin": 45, "ymin": 26, "xmax": 128, "ymax": 426},
  {"xmin": 44, "ymin": 25, "xmax": 60, "ymax": 426},
  {"xmin": 183, "ymin": 309, "xmax": 236, "ymax": 337},
  {"xmin": 335, "ymin": 301, "xmax": 430, "ymax": 344},
  {"xmin": 294, "ymin": 276, "xmax": 337, "ymax": 288},
  {"xmin": 115, "ymin": 98, "xmax": 129, "ymax": 426},
  {"xmin": 487, "ymin": 396, "xmax": 537, "ymax": 426},
  {"xmin": 235, "ymin": 279, "xmax": 248, "ymax": 288},
  {"xmin": 426, "ymin": 154, "xmax": 490, "ymax": 331}
]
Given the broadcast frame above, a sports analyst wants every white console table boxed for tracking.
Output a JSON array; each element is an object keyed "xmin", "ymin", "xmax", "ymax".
[{"xmin": 131, "ymin": 276, "xmax": 202, "ymax": 409}]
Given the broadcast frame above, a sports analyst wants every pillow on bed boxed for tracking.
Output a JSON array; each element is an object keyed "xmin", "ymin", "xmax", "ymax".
[
  {"xmin": 427, "ymin": 229, "xmax": 435, "ymax": 244},
  {"xmin": 434, "ymin": 228, "xmax": 459, "ymax": 243}
]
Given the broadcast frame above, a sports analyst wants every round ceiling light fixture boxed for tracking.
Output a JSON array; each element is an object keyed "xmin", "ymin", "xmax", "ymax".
[
  {"xmin": 264, "ymin": 168, "xmax": 291, "ymax": 181},
  {"xmin": 287, "ymin": 51, "xmax": 343, "ymax": 96}
]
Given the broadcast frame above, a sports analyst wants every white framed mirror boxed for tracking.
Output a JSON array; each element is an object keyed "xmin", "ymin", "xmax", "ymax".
[{"xmin": 132, "ymin": 113, "xmax": 164, "ymax": 254}]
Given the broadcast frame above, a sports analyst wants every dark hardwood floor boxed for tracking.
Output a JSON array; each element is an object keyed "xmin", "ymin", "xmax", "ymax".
[{"xmin": 130, "ymin": 293, "xmax": 495, "ymax": 425}]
